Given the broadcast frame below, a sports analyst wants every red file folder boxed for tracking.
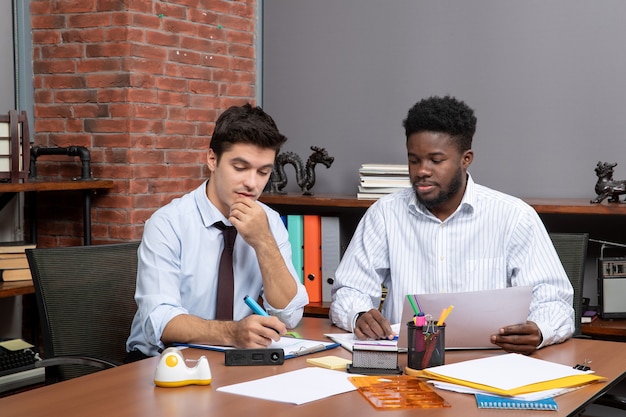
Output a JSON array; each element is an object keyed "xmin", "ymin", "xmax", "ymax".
[{"xmin": 303, "ymin": 215, "xmax": 322, "ymax": 303}]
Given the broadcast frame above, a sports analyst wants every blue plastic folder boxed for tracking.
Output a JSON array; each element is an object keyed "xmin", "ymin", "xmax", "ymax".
[{"xmin": 174, "ymin": 337, "xmax": 339, "ymax": 360}]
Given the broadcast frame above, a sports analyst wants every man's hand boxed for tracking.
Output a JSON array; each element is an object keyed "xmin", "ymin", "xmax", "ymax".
[
  {"xmin": 490, "ymin": 321, "xmax": 543, "ymax": 354},
  {"xmin": 230, "ymin": 315, "xmax": 287, "ymax": 348},
  {"xmin": 229, "ymin": 197, "xmax": 271, "ymax": 248},
  {"xmin": 354, "ymin": 309, "xmax": 396, "ymax": 340}
]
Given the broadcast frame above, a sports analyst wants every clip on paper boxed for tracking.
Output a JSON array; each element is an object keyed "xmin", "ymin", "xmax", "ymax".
[{"xmin": 573, "ymin": 358, "xmax": 592, "ymax": 372}]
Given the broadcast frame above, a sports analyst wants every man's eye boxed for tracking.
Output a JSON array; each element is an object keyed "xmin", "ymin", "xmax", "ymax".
[{"xmin": 259, "ymin": 170, "xmax": 270, "ymax": 177}]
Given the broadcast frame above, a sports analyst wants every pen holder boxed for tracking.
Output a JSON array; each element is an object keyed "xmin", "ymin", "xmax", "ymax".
[{"xmin": 406, "ymin": 322, "xmax": 445, "ymax": 370}]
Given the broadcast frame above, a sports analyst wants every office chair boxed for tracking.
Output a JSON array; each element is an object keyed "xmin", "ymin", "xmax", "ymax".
[
  {"xmin": 549, "ymin": 233, "xmax": 588, "ymax": 337},
  {"xmin": 549, "ymin": 233, "xmax": 626, "ymax": 411},
  {"xmin": 26, "ymin": 242, "xmax": 140, "ymax": 383}
]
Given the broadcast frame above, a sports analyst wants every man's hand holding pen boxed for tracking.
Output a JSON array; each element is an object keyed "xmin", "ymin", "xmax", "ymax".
[
  {"xmin": 230, "ymin": 315, "xmax": 287, "ymax": 348},
  {"xmin": 354, "ymin": 308, "xmax": 396, "ymax": 341}
]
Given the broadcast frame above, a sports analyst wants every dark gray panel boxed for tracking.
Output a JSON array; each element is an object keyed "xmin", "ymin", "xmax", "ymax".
[
  {"xmin": 0, "ymin": 0, "xmax": 15, "ymax": 112},
  {"xmin": 262, "ymin": 0, "xmax": 626, "ymax": 198}
]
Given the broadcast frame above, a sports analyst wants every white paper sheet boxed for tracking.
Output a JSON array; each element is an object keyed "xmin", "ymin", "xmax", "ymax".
[
  {"xmin": 216, "ymin": 367, "xmax": 357, "ymax": 405},
  {"xmin": 425, "ymin": 353, "xmax": 593, "ymax": 391}
]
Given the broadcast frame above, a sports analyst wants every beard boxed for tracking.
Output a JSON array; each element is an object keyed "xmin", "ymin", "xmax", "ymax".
[{"xmin": 414, "ymin": 166, "xmax": 464, "ymax": 210}]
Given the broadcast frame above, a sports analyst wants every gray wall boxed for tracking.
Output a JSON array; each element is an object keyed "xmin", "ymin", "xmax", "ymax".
[
  {"xmin": 1, "ymin": 0, "xmax": 15, "ymax": 113},
  {"xmin": 262, "ymin": 0, "xmax": 626, "ymax": 198}
]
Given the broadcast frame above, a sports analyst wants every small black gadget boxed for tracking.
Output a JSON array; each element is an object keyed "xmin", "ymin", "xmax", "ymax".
[{"xmin": 224, "ymin": 348, "xmax": 284, "ymax": 366}]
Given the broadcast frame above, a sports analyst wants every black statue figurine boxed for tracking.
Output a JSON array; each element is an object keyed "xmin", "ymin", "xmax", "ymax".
[
  {"xmin": 268, "ymin": 146, "xmax": 334, "ymax": 195},
  {"xmin": 591, "ymin": 161, "xmax": 626, "ymax": 204}
]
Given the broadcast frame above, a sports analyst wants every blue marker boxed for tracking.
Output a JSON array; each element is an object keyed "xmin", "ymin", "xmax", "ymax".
[{"xmin": 244, "ymin": 295, "xmax": 269, "ymax": 317}]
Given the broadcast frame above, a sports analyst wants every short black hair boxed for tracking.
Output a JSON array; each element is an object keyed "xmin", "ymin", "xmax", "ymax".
[
  {"xmin": 210, "ymin": 103, "xmax": 287, "ymax": 159},
  {"xmin": 402, "ymin": 95, "xmax": 476, "ymax": 152}
]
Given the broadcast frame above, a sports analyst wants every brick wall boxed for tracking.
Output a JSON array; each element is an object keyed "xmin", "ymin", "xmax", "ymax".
[{"xmin": 29, "ymin": 0, "xmax": 257, "ymax": 247}]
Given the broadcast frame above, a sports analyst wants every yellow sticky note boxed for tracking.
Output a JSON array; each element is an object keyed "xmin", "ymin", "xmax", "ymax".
[
  {"xmin": 0, "ymin": 339, "xmax": 34, "ymax": 351},
  {"xmin": 306, "ymin": 355, "xmax": 352, "ymax": 370}
]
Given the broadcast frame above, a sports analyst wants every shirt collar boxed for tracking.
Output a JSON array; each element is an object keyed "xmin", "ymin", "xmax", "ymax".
[{"xmin": 194, "ymin": 180, "xmax": 231, "ymax": 228}]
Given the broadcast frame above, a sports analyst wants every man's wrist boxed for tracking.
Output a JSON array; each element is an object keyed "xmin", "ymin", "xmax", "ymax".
[{"xmin": 352, "ymin": 311, "xmax": 367, "ymax": 332}]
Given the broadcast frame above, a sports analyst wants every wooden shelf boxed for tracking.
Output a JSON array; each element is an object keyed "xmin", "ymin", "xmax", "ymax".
[
  {"xmin": 582, "ymin": 317, "xmax": 626, "ymax": 341},
  {"xmin": 523, "ymin": 198, "xmax": 626, "ymax": 216},
  {"xmin": 260, "ymin": 193, "xmax": 374, "ymax": 209},
  {"xmin": 304, "ymin": 302, "xmax": 330, "ymax": 318},
  {"xmin": 0, "ymin": 281, "xmax": 34, "ymax": 298},
  {"xmin": 0, "ymin": 179, "xmax": 114, "ymax": 193},
  {"xmin": 261, "ymin": 193, "xmax": 626, "ymax": 215}
]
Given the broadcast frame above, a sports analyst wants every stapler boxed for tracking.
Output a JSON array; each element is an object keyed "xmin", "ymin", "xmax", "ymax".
[{"xmin": 154, "ymin": 347, "xmax": 212, "ymax": 387}]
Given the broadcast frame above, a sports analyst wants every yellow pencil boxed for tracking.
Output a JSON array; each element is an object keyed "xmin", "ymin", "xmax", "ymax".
[{"xmin": 437, "ymin": 305, "xmax": 454, "ymax": 326}]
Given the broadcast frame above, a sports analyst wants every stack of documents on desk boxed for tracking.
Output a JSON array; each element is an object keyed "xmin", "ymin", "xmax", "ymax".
[
  {"xmin": 357, "ymin": 164, "xmax": 410, "ymax": 199},
  {"xmin": 174, "ymin": 336, "xmax": 339, "ymax": 359},
  {"xmin": 417, "ymin": 353, "xmax": 606, "ymax": 397}
]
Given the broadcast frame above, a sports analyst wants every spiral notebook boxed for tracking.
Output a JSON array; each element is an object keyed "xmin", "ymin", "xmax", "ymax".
[{"xmin": 475, "ymin": 393, "xmax": 558, "ymax": 410}]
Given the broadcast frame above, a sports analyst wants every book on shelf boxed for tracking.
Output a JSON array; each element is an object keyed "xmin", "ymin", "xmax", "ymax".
[
  {"xmin": 0, "ymin": 253, "xmax": 29, "ymax": 270},
  {"xmin": 581, "ymin": 310, "xmax": 598, "ymax": 323},
  {"xmin": 358, "ymin": 185, "xmax": 410, "ymax": 193},
  {"xmin": 358, "ymin": 164, "xmax": 409, "ymax": 175},
  {"xmin": 357, "ymin": 192, "xmax": 389, "ymax": 200},
  {"xmin": 1, "ymin": 268, "xmax": 32, "ymax": 282},
  {"xmin": 0, "ymin": 241, "xmax": 36, "ymax": 254},
  {"xmin": 359, "ymin": 177, "xmax": 411, "ymax": 186}
]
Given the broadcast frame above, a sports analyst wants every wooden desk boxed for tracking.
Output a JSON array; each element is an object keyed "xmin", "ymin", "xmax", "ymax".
[
  {"xmin": 0, "ymin": 180, "xmax": 114, "ymax": 245},
  {"xmin": 583, "ymin": 317, "xmax": 626, "ymax": 342},
  {"xmin": 2, "ymin": 318, "xmax": 625, "ymax": 417}
]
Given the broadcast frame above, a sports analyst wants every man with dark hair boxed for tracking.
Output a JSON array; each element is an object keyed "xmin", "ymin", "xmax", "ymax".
[
  {"xmin": 127, "ymin": 103, "xmax": 308, "ymax": 359},
  {"xmin": 330, "ymin": 96, "xmax": 574, "ymax": 354}
]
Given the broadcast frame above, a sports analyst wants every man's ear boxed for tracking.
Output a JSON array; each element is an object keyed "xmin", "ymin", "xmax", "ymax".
[
  {"xmin": 462, "ymin": 149, "xmax": 474, "ymax": 169},
  {"xmin": 207, "ymin": 148, "xmax": 217, "ymax": 171}
]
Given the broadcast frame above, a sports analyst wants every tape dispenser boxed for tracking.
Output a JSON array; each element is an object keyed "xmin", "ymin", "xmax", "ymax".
[{"xmin": 154, "ymin": 347, "xmax": 212, "ymax": 387}]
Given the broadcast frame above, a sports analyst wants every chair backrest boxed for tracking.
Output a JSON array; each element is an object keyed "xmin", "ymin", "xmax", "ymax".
[
  {"xmin": 26, "ymin": 242, "xmax": 140, "ymax": 381},
  {"xmin": 549, "ymin": 233, "xmax": 589, "ymax": 337}
]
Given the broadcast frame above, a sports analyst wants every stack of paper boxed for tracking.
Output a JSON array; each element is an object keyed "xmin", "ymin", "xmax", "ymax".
[
  {"xmin": 417, "ymin": 353, "xmax": 606, "ymax": 397},
  {"xmin": 357, "ymin": 164, "xmax": 410, "ymax": 200}
]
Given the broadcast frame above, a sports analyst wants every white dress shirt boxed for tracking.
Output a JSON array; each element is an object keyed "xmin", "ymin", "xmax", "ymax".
[
  {"xmin": 330, "ymin": 174, "xmax": 574, "ymax": 348},
  {"xmin": 127, "ymin": 181, "xmax": 309, "ymax": 356}
]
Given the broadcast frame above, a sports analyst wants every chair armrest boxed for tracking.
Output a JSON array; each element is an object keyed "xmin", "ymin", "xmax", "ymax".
[
  {"xmin": 594, "ymin": 393, "xmax": 626, "ymax": 410},
  {"xmin": 34, "ymin": 355, "xmax": 120, "ymax": 371}
]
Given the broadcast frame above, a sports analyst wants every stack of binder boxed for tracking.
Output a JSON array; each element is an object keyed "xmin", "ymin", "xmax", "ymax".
[
  {"xmin": 357, "ymin": 164, "xmax": 410, "ymax": 200},
  {"xmin": 284, "ymin": 214, "xmax": 346, "ymax": 303}
]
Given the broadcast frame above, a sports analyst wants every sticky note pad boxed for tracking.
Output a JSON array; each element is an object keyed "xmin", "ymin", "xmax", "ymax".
[
  {"xmin": 0, "ymin": 339, "xmax": 34, "ymax": 351},
  {"xmin": 306, "ymin": 355, "xmax": 352, "ymax": 370}
]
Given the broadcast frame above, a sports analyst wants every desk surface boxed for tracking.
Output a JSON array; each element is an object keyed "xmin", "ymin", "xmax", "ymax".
[{"xmin": 1, "ymin": 318, "xmax": 625, "ymax": 417}]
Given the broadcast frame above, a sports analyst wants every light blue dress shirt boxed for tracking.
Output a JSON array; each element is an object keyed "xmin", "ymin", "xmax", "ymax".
[
  {"xmin": 330, "ymin": 174, "xmax": 574, "ymax": 348},
  {"xmin": 127, "ymin": 181, "xmax": 309, "ymax": 356}
]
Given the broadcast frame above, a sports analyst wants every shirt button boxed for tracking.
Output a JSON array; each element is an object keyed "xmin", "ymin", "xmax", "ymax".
[{"xmin": 440, "ymin": 256, "xmax": 445, "ymax": 261}]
